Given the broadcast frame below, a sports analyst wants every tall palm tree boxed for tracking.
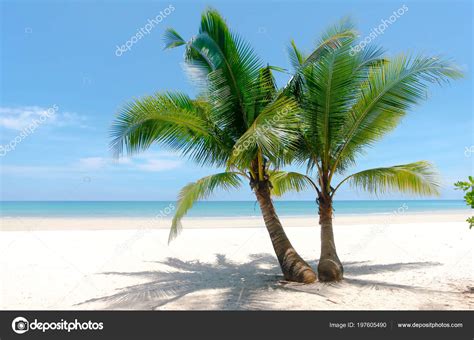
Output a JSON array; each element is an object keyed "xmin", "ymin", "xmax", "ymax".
[
  {"xmin": 275, "ymin": 20, "xmax": 463, "ymax": 282},
  {"xmin": 110, "ymin": 9, "xmax": 339, "ymax": 283}
]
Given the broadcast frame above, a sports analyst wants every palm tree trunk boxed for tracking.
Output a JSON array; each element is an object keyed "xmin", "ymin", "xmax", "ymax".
[
  {"xmin": 318, "ymin": 195, "xmax": 343, "ymax": 281},
  {"xmin": 253, "ymin": 180, "xmax": 317, "ymax": 283}
]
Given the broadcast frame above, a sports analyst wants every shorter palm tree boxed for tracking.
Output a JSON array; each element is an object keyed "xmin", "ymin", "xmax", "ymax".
[{"xmin": 276, "ymin": 21, "xmax": 463, "ymax": 281}]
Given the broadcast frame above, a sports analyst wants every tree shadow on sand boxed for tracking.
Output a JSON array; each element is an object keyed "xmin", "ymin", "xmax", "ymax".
[
  {"xmin": 76, "ymin": 254, "xmax": 445, "ymax": 310},
  {"xmin": 284, "ymin": 260, "xmax": 447, "ymax": 299},
  {"xmin": 78, "ymin": 254, "xmax": 280, "ymax": 310}
]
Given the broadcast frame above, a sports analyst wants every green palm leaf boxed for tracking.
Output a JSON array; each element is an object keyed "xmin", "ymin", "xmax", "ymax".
[
  {"xmin": 305, "ymin": 17, "xmax": 357, "ymax": 65},
  {"xmin": 169, "ymin": 172, "xmax": 243, "ymax": 242},
  {"xmin": 300, "ymin": 40, "xmax": 361, "ymax": 167},
  {"xmin": 269, "ymin": 171, "xmax": 316, "ymax": 197},
  {"xmin": 335, "ymin": 161, "xmax": 441, "ymax": 196},
  {"xmin": 285, "ymin": 18, "xmax": 357, "ymax": 99},
  {"xmin": 285, "ymin": 23, "xmax": 382, "ymax": 171},
  {"xmin": 287, "ymin": 40, "xmax": 306, "ymax": 70},
  {"xmin": 229, "ymin": 96, "xmax": 301, "ymax": 168},
  {"xmin": 112, "ymin": 9, "xmax": 301, "ymax": 243},
  {"xmin": 331, "ymin": 55, "xmax": 463, "ymax": 174},
  {"xmin": 110, "ymin": 92, "xmax": 233, "ymax": 167},
  {"xmin": 181, "ymin": 10, "xmax": 263, "ymax": 133},
  {"xmin": 163, "ymin": 28, "xmax": 185, "ymax": 49},
  {"xmin": 245, "ymin": 66, "xmax": 278, "ymax": 124}
]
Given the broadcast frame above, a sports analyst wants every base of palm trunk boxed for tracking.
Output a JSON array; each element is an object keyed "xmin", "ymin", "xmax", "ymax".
[
  {"xmin": 317, "ymin": 196, "xmax": 343, "ymax": 282},
  {"xmin": 317, "ymin": 258, "xmax": 343, "ymax": 282},
  {"xmin": 252, "ymin": 178, "xmax": 317, "ymax": 284},
  {"xmin": 280, "ymin": 251, "xmax": 317, "ymax": 283}
]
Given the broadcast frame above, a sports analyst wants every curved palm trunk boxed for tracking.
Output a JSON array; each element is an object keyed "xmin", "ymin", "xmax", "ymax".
[
  {"xmin": 254, "ymin": 180, "xmax": 317, "ymax": 283},
  {"xmin": 317, "ymin": 195, "xmax": 343, "ymax": 282}
]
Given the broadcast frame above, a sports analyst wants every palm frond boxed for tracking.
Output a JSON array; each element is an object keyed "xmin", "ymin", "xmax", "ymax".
[
  {"xmin": 300, "ymin": 40, "xmax": 361, "ymax": 168},
  {"xmin": 289, "ymin": 39, "xmax": 382, "ymax": 172},
  {"xmin": 284, "ymin": 18, "xmax": 356, "ymax": 99},
  {"xmin": 245, "ymin": 66, "xmax": 278, "ymax": 124},
  {"xmin": 353, "ymin": 44, "xmax": 387, "ymax": 73},
  {"xmin": 169, "ymin": 172, "xmax": 243, "ymax": 242},
  {"xmin": 182, "ymin": 10, "xmax": 263, "ymax": 132},
  {"xmin": 166, "ymin": 9, "xmax": 264, "ymax": 134},
  {"xmin": 163, "ymin": 28, "xmax": 186, "ymax": 49},
  {"xmin": 110, "ymin": 92, "xmax": 233, "ymax": 167},
  {"xmin": 229, "ymin": 96, "xmax": 301, "ymax": 168},
  {"xmin": 287, "ymin": 40, "xmax": 306, "ymax": 70},
  {"xmin": 306, "ymin": 17, "xmax": 357, "ymax": 65},
  {"xmin": 269, "ymin": 171, "xmax": 316, "ymax": 197},
  {"xmin": 335, "ymin": 161, "xmax": 441, "ymax": 196},
  {"xmin": 331, "ymin": 54, "xmax": 463, "ymax": 174}
]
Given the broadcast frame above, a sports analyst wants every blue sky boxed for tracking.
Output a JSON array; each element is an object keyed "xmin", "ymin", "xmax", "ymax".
[{"xmin": 0, "ymin": 0, "xmax": 472, "ymax": 201}]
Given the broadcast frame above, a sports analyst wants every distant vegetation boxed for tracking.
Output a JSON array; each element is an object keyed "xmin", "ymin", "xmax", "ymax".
[{"xmin": 455, "ymin": 176, "xmax": 474, "ymax": 229}]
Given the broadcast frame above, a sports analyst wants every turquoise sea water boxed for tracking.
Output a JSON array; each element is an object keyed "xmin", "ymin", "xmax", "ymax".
[{"xmin": 0, "ymin": 200, "xmax": 469, "ymax": 218}]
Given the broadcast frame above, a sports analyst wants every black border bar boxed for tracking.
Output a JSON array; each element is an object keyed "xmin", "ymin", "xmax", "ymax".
[{"xmin": 0, "ymin": 310, "xmax": 472, "ymax": 340}]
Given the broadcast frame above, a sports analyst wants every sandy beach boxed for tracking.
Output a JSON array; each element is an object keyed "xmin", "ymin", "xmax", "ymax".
[{"xmin": 1, "ymin": 212, "xmax": 472, "ymax": 310}]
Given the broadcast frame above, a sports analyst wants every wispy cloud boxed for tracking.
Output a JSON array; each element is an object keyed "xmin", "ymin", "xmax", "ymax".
[
  {"xmin": 77, "ymin": 156, "xmax": 133, "ymax": 170},
  {"xmin": 78, "ymin": 157, "xmax": 108, "ymax": 170},
  {"xmin": 78, "ymin": 154, "xmax": 183, "ymax": 172},
  {"xmin": 136, "ymin": 159, "xmax": 182, "ymax": 172},
  {"xmin": 1, "ymin": 153, "xmax": 183, "ymax": 177},
  {"xmin": 0, "ymin": 165, "xmax": 62, "ymax": 175},
  {"xmin": 0, "ymin": 106, "xmax": 87, "ymax": 131}
]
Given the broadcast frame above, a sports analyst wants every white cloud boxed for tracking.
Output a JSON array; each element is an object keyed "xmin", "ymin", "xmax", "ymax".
[
  {"xmin": 136, "ymin": 159, "xmax": 182, "ymax": 172},
  {"xmin": 1, "ymin": 152, "xmax": 183, "ymax": 177},
  {"xmin": 134, "ymin": 150, "xmax": 181, "ymax": 159},
  {"xmin": 0, "ymin": 165, "xmax": 61, "ymax": 175},
  {"xmin": 0, "ymin": 106, "xmax": 53, "ymax": 130},
  {"xmin": 78, "ymin": 157, "xmax": 108, "ymax": 170},
  {"xmin": 55, "ymin": 112, "xmax": 88, "ymax": 128},
  {"xmin": 116, "ymin": 151, "xmax": 183, "ymax": 171},
  {"xmin": 114, "ymin": 157, "xmax": 132, "ymax": 165},
  {"xmin": 0, "ymin": 106, "xmax": 86, "ymax": 131},
  {"xmin": 73, "ymin": 154, "xmax": 182, "ymax": 172}
]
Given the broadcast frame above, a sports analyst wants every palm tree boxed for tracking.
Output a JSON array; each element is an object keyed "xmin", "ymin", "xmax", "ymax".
[
  {"xmin": 275, "ymin": 20, "xmax": 463, "ymax": 281},
  {"xmin": 110, "ymin": 9, "xmax": 334, "ymax": 283}
]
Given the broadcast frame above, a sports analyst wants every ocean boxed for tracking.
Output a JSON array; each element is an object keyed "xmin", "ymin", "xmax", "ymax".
[{"xmin": 0, "ymin": 200, "xmax": 469, "ymax": 218}]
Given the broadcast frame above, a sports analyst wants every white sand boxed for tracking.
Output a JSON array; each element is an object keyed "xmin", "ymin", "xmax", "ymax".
[{"xmin": 1, "ymin": 212, "xmax": 472, "ymax": 310}]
